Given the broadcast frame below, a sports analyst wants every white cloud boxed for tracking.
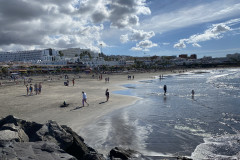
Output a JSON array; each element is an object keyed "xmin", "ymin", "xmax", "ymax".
[
  {"xmin": 192, "ymin": 43, "xmax": 201, "ymax": 48},
  {"xmin": 138, "ymin": 40, "xmax": 157, "ymax": 48},
  {"xmin": 174, "ymin": 21, "xmax": 234, "ymax": 48},
  {"xmin": 131, "ymin": 47, "xmax": 142, "ymax": 51},
  {"xmin": 120, "ymin": 34, "xmax": 129, "ymax": 43},
  {"xmin": 78, "ymin": 0, "xmax": 150, "ymax": 28},
  {"xmin": 120, "ymin": 29, "xmax": 155, "ymax": 44},
  {"xmin": 131, "ymin": 39, "xmax": 157, "ymax": 51},
  {"xmin": 109, "ymin": 0, "xmax": 151, "ymax": 28},
  {"xmin": 0, "ymin": 0, "xmax": 151, "ymax": 52},
  {"xmin": 129, "ymin": 29, "xmax": 155, "ymax": 41},
  {"xmin": 174, "ymin": 39, "xmax": 186, "ymax": 49},
  {"xmin": 162, "ymin": 43, "xmax": 170, "ymax": 46},
  {"xmin": 141, "ymin": 1, "xmax": 240, "ymax": 33}
]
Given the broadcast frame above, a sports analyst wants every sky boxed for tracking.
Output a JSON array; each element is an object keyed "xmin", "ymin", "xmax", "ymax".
[{"xmin": 0, "ymin": 0, "xmax": 240, "ymax": 58}]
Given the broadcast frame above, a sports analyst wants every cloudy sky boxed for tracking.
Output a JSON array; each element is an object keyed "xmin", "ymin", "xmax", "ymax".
[{"xmin": 0, "ymin": 0, "xmax": 240, "ymax": 58}]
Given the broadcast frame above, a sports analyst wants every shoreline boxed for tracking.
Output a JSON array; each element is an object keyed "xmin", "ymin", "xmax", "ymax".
[
  {"xmin": 0, "ymin": 71, "xmax": 173, "ymax": 134},
  {"xmin": 1, "ymin": 67, "xmax": 231, "ymax": 133}
]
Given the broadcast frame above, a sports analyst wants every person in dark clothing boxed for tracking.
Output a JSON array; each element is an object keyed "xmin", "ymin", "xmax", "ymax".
[
  {"xmin": 163, "ymin": 85, "xmax": 167, "ymax": 95},
  {"xmin": 105, "ymin": 89, "xmax": 109, "ymax": 102}
]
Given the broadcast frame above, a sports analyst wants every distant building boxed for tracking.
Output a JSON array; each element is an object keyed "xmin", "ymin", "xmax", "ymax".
[
  {"xmin": 0, "ymin": 49, "xmax": 59, "ymax": 62},
  {"xmin": 161, "ymin": 56, "xmax": 177, "ymax": 60},
  {"xmin": 60, "ymin": 48, "xmax": 98, "ymax": 58},
  {"xmin": 227, "ymin": 53, "xmax": 240, "ymax": 61},
  {"xmin": 125, "ymin": 60, "xmax": 135, "ymax": 66},
  {"xmin": 179, "ymin": 54, "xmax": 188, "ymax": 59},
  {"xmin": 190, "ymin": 54, "xmax": 197, "ymax": 59}
]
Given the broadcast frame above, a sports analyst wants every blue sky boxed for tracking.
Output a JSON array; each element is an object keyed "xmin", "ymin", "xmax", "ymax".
[{"xmin": 0, "ymin": 0, "xmax": 240, "ymax": 58}]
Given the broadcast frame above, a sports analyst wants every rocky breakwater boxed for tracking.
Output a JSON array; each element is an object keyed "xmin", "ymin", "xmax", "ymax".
[{"xmin": 0, "ymin": 115, "xmax": 104, "ymax": 160}]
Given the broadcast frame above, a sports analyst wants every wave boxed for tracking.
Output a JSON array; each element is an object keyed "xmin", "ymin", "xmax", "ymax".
[{"xmin": 191, "ymin": 134, "xmax": 240, "ymax": 159}]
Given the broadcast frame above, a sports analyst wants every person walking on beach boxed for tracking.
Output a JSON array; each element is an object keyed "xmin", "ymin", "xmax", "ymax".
[
  {"xmin": 105, "ymin": 88, "xmax": 109, "ymax": 102},
  {"xmin": 163, "ymin": 85, "xmax": 167, "ymax": 95},
  {"xmin": 29, "ymin": 84, "xmax": 33, "ymax": 95},
  {"xmin": 82, "ymin": 91, "xmax": 89, "ymax": 107},
  {"xmin": 26, "ymin": 85, "xmax": 29, "ymax": 96},
  {"xmin": 72, "ymin": 78, "xmax": 75, "ymax": 86},
  {"xmin": 38, "ymin": 83, "xmax": 42, "ymax": 94},
  {"xmin": 34, "ymin": 83, "xmax": 38, "ymax": 95}
]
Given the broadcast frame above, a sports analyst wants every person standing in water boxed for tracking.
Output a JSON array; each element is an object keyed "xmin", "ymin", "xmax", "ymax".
[
  {"xmin": 163, "ymin": 85, "xmax": 167, "ymax": 95},
  {"xmin": 191, "ymin": 90, "xmax": 195, "ymax": 99}
]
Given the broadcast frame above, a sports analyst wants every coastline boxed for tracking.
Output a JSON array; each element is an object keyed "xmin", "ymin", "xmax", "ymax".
[{"xmin": 0, "ymin": 71, "xmax": 171, "ymax": 134}]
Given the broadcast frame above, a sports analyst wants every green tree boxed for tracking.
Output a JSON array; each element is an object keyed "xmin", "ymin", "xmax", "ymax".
[
  {"xmin": 75, "ymin": 66, "xmax": 80, "ymax": 72},
  {"xmin": 56, "ymin": 68, "xmax": 61, "ymax": 73},
  {"xmin": 80, "ymin": 51, "xmax": 92, "ymax": 59},
  {"xmin": 59, "ymin": 51, "xmax": 64, "ymax": 57},
  {"xmin": 1, "ymin": 67, "xmax": 9, "ymax": 75}
]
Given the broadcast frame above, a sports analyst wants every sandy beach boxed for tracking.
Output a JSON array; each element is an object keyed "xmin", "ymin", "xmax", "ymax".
[{"xmin": 0, "ymin": 71, "xmax": 169, "ymax": 133}]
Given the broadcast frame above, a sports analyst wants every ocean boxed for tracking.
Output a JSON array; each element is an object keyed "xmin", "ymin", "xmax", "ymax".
[{"xmin": 80, "ymin": 68, "xmax": 240, "ymax": 159}]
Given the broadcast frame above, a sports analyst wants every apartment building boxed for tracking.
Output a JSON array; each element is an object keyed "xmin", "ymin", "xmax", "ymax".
[{"xmin": 0, "ymin": 49, "xmax": 60, "ymax": 63}]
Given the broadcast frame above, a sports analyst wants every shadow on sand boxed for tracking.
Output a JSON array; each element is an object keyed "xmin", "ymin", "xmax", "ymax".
[
  {"xmin": 99, "ymin": 101, "xmax": 107, "ymax": 104},
  {"xmin": 70, "ymin": 106, "xmax": 83, "ymax": 111},
  {"xmin": 60, "ymin": 104, "xmax": 69, "ymax": 108}
]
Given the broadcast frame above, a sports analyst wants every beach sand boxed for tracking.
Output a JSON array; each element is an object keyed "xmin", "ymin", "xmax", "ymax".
[{"xmin": 0, "ymin": 71, "xmax": 169, "ymax": 133}]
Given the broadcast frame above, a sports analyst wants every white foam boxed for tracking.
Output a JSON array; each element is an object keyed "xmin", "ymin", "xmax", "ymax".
[
  {"xmin": 140, "ymin": 150, "xmax": 175, "ymax": 158},
  {"xmin": 191, "ymin": 134, "xmax": 240, "ymax": 159}
]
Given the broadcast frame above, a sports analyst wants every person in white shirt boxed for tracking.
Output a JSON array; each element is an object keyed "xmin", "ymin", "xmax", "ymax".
[{"xmin": 82, "ymin": 91, "xmax": 89, "ymax": 107}]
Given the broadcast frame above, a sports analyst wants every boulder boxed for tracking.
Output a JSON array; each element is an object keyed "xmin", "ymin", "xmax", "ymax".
[
  {"xmin": 0, "ymin": 130, "xmax": 19, "ymax": 141},
  {"xmin": 0, "ymin": 115, "xmax": 43, "ymax": 142},
  {"xmin": 109, "ymin": 147, "xmax": 145, "ymax": 160},
  {"xmin": 0, "ymin": 141, "xmax": 77, "ymax": 160},
  {"xmin": 0, "ymin": 115, "xmax": 104, "ymax": 160},
  {"xmin": 36, "ymin": 120, "xmax": 74, "ymax": 150}
]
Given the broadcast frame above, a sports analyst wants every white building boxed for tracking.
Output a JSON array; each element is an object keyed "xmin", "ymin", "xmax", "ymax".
[
  {"xmin": 60, "ymin": 48, "xmax": 99, "ymax": 58},
  {"xmin": 0, "ymin": 49, "xmax": 60, "ymax": 63},
  {"xmin": 0, "ymin": 50, "xmax": 43, "ymax": 62}
]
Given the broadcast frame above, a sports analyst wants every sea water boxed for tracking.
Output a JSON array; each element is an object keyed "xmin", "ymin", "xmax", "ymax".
[{"xmin": 79, "ymin": 68, "xmax": 240, "ymax": 159}]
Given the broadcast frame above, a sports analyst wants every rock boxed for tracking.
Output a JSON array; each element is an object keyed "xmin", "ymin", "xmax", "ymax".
[
  {"xmin": 36, "ymin": 120, "xmax": 74, "ymax": 150},
  {"xmin": 0, "ymin": 115, "xmax": 105, "ymax": 160},
  {"xmin": 0, "ymin": 130, "xmax": 19, "ymax": 141},
  {"xmin": 177, "ymin": 156, "xmax": 193, "ymax": 160},
  {"xmin": 1, "ymin": 115, "xmax": 191, "ymax": 160},
  {"xmin": 109, "ymin": 147, "xmax": 145, "ymax": 160},
  {"xmin": 62, "ymin": 125, "xmax": 105, "ymax": 160},
  {"xmin": 0, "ymin": 141, "xmax": 77, "ymax": 160},
  {"xmin": 0, "ymin": 115, "xmax": 43, "ymax": 142}
]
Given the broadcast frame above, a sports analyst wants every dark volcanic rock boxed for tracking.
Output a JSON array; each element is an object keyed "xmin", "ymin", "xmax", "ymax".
[
  {"xmin": 109, "ymin": 147, "xmax": 146, "ymax": 160},
  {"xmin": 0, "ymin": 141, "xmax": 76, "ymax": 160},
  {"xmin": 0, "ymin": 115, "xmax": 104, "ymax": 160},
  {"xmin": 0, "ymin": 115, "xmax": 42, "ymax": 142}
]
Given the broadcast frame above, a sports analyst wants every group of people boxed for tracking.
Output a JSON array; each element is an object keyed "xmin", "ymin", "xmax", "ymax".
[
  {"xmin": 64, "ymin": 78, "xmax": 75, "ymax": 86},
  {"xmin": 127, "ymin": 75, "xmax": 134, "ymax": 80},
  {"xmin": 105, "ymin": 77, "xmax": 110, "ymax": 83},
  {"xmin": 26, "ymin": 83, "xmax": 42, "ymax": 96}
]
